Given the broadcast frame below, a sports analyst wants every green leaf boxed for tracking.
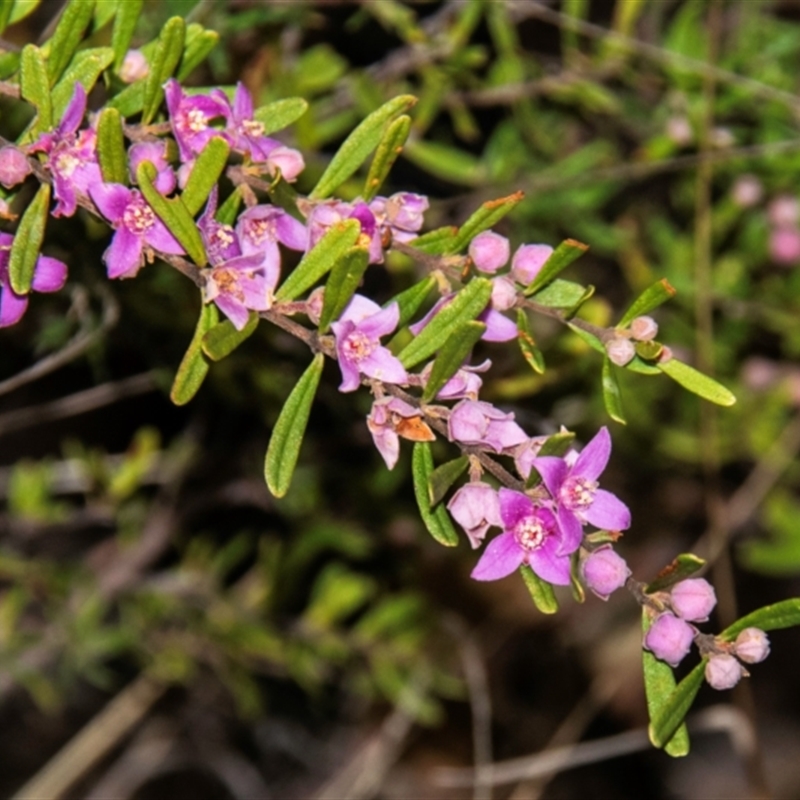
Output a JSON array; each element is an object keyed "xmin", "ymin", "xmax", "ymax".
[
  {"xmin": 645, "ymin": 554, "xmax": 706, "ymax": 593},
  {"xmin": 523, "ymin": 239, "xmax": 589, "ymax": 295},
  {"xmin": 635, "ymin": 340, "xmax": 663, "ymax": 361},
  {"xmin": 601, "ymin": 357, "xmax": 626, "ymax": 424},
  {"xmin": 720, "ymin": 598, "xmax": 800, "ymax": 641},
  {"xmin": 46, "ymin": 0, "xmax": 95, "ymax": 85},
  {"xmin": 176, "ymin": 23, "xmax": 218, "ymax": 82},
  {"xmin": 448, "ymin": 191, "xmax": 525, "ymax": 254},
  {"xmin": 9, "ymin": 0, "xmax": 42, "ymax": 26},
  {"xmin": 657, "ymin": 359, "xmax": 736, "ymax": 407},
  {"xmin": 428, "ymin": 456, "xmax": 469, "ymax": 507},
  {"xmin": 170, "ymin": 301, "xmax": 218, "ymax": 406},
  {"xmin": 567, "ymin": 323, "xmax": 663, "ymax": 376},
  {"xmin": 264, "ymin": 353, "xmax": 324, "ymax": 498},
  {"xmin": 520, "ymin": 565, "xmax": 558, "ymax": 614},
  {"xmin": 20, "ymin": 45, "xmax": 52, "ymax": 135},
  {"xmin": 391, "ymin": 275, "xmax": 436, "ymax": 328},
  {"xmin": 253, "ymin": 97, "xmax": 309, "ymax": 135},
  {"xmin": 538, "ymin": 431, "xmax": 575, "ymax": 457},
  {"xmin": 318, "ymin": 246, "xmax": 370, "ymax": 332},
  {"xmin": 141, "ymin": 16, "xmax": 185, "ymax": 124},
  {"xmin": 215, "ymin": 186, "xmax": 243, "ymax": 226},
  {"xmin": 106, "ymin": 79, "xmax": 143, "ymax": 117},
  {"xmin": 517, "ymin": 309, "xmax": 544, "ymax": 374},
  {"xmin": 403, "ymin": 139, "xmax": 487, "ymax": 186},
  {"xmin": 648, "ymin": 661, "xmax": 705, "ymax": 750},
  {"xmin": 51, "ymin": 47, "xmax": 114, "ymax": 119},
  {"xmin": 275, "ymin": 219, "xmax": 360, "ymax": 302},
  {"xmin": 137, "ymin": 161, "xmax": 207, "ymax": 266},
  {"xmin": 398, "ymin": 278, "xmax": 492, "ymax": 369},
  {"xmin": 0, "ymin": 1, "xmax": 14, "ymax": 35},
  {"xmin": 201, "ymin": 312, "xmax": 259, "ymax": 361},
  {"xmin": 181, "ymin": 136, "xmax": 230, "ymax": 216},
  {"xmin": 9, "ymin": 183, "xmax": 50, "ymax": 294},
  {"xmin": 96, "ymin": 107, "xmax": 127, "ymax": 185},
  {"xmin": 363, "ymin": 114, "xmax": 411, "ymax": 201},
  {"xmin": 310, "ymin": 94, "xmax": 417, "ymax": 199},
  {"xmin": 619, "ymin": 278, "xmax": 676, "ymax": 326},
  {"xmin": 412, "ymin": 443, "xmax": 459, "ymax": 547},
  {"xmin": 529, "ymin": 278, "xmax": 588, "ymax": 309},
  {"xmin": 642, "ymin": 610, "xmax": 690, "ymax": 757},
  {"xmin": 111, "ymin": 0, "xmax": 143, "ymax": 72},
  {"xmin": 410, "ymin": 226, "xmax": 458, "ymax": 255},
  {"xmin": 421, "ymin": 320, "xmax": 486, "ymax": 402}
]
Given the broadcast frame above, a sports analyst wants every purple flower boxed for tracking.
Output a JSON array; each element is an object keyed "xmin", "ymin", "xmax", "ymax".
[
  {"xmin": 469, "ymin": 231, "xmax": 509, "ymax": 274},
  {"xmin": 367, "ymin": 396, "xmax": 434, "ymax": 469},
  {"xmin": 447, "ymin": 482, "xmax": 502, "ymax": 548},
  {"xmin": 204, "ymin": 252, "xmax": 271, "ymax": 330},
  {"xmin": 705, "ymin": 654, "xmax": 743, "ymax": 690},
  {"xmin": 370, "ymin": 192, "xmax": 428, "ymax": 244},
  {"xmin": 643, "ymin": 612, "xmax": 694, "ymax": 667},
  {"xmin": 0, "ymin": 233, "xmax": 67, "ymax": 327},
  {"xmin": 534, "ymin": 427, "xmax": 631, "ymax": 554},
  {"xmin": 89, "ymin": 183, "xmax": 185, "ymax": 279},
  {"xmin": 581, "ymin": 546, "xmax": 631, "ymax": 600},
  {"xmin": 669, "ymin": 578, "xmax": 717, "ymax": 622},
  {"xmin": 734, "ymin": 628, "xmax": 770, "ymax": 664},
  {"xmin": 165, "ymin": 80, "xmax": 229, "ymax": 162},
  {"xmin": 422, "ymin": 358, "xmax": 490, "ymax": 401},
  {"xmin": 128, "ymin": 141, "xmax": 176, "ymax": 195},
  {"xmin": 448, "ymin": 400, "xmax": 527, "ymax": 454},
  {"xmin": 471, "ymin": 488, "xmax": 575, "ymax": 585},
  {"xmin": 0, "ymin": 146, "xmax": 31, "ymax": 188},
  {"xmin": 29, "ymin": 83, "xmax": 102, "ymax": 217},
  {"xmin": 306, "ymin": 200, "xmax": 383, "ymax": 263},
  {"xmin": 331, "ymin": 294, "xmax": 408, "ymax": 392},
  {"xmin": 198, "ymin": 187, "xmax": 244, "ymax": 265}
]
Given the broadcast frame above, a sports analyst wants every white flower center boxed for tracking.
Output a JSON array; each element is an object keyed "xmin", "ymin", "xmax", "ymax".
[
  {"xmin": 241, "ymin": 119, "xmax": 265, "ymax": 137},
  {"xmin": 514, "ymin": 516, "xmax": 548, "ymax": 551},
  {"xmin": 343, "ymin": 331, "xmax": 376, "ymax": 363},
  {"xmin": 123, "ymin": 200, "xmax": 156, "ymax": 233}
]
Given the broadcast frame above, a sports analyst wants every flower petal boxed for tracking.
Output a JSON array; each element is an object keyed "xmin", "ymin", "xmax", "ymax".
[
  {"xmin": 31, "ymin": 256, "xmax": 67, "ymax": 293},
  {"xmin": 359, "ymin": 347, "xmax": 408, "ymax": 385},
  {"xmin": 526, "ymin": 544, "xmax": 572, "ymax": 585},
  {"xmin": 532, "ymin": 456, "xmax": 568, "ymax": 498},
  {"xmin": 498, "ymin": 488, "xmax": 535, "ymax": 529},
  {"xmin": 90, "ymin": 182, "xmax": 131, "ymax": 223},
  {"xmin": 556, "ymin": 505, "xmax": 583, "ymax": 555},
  {"xmin": 573, "ymin": 426, "xmax": 611, "ymax": 481},
  {"xmin": 0, "ymin": 286, "xmax": 28, "ymax": 327},
  {"xmin": 585, "ymin": 489, "xmax": 631, "ymax": 531},
  {"xmin": 356, "ymin": 302, "xmax": 400, "ymax": 339},
  {"xmin": 104, "ymin": 227, "xmax": 143, "ymax": 279},
  {"xmin": 470, "ymin": 532, "xmax": 524, "ymax": 581}
]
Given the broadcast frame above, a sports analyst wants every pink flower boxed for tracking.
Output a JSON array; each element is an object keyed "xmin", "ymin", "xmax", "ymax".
[
  {"xmin": 367, "ymin": 396, "xmax": 433, "ymax": 469},
  {"xmin": 447, "ymin": 482, "xmax": 502, "ymax": 548},
  {"xmin": 448, "ymin": 400, "xmax": 527, "ymax": 454}
]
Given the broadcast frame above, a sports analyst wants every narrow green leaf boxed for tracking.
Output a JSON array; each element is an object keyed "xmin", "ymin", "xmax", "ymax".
[
  {"xmin": 646, "ymin": 554, "xmax": 706, "ymax": 593},
  {"xmin": 649, "ymin": 661, "xmax": 705, "ymax": 750},
  {"xmin": 9, "ymin": 183, "xmax": 50, "ymax": 294},
  {"xmin": 0, "ymin": 1, "xmax": 13, "ymax": 35},
  {"xmin": 619, "ymin": 278, "xmax": 677, "ymax": 326},
  {"xmin": 215, "ymin": 186, "xmax": 243, "ymax": 226},
  {"xmin": 51, "ymin": 47, "xmax": 114, "ymax": 119},
  {"xmin": 428, "ymin": 457, "xmax": 469, "ymax": 507},
  {"xmin": 20, "ymin": 45, "xmax": 51, "ymax": 134},
  {"xmin": 0, "ymin": 51, "xmax": 20, "ymax": 80},
  {"xmin": 96, "ymin": 107, "xmax": 127, "ymax": 185},
  {"xmin": 142, "ymin": 16, "xmax": 185, "ymax": 124},
  {"xmin": 568, "ymin": 324, "xmax": 662, "ymax": 375},
  {"xmin": 170, "ymin": 301, "xmax": 218, "ymax": 405},
  {"xmin": 410, "ymin": 226, "xmax": 458, "ymax": 255},
  {"xmin": 720, "ymin": 598, "xmax": 800, "ymax": 641},
  {"xmin": 107, "ymin": 79, "xmax": 144, "ymax": 117},
  {"xmin": 181, "ymin": 136, "xmax": 231, "ymax": 216},
  {"xmin": 642, "ymin": 610, "xmax": 690, "ymax": 757},
  {"xmin": 111, "ymin": 0, "xmax": 144, "ymax": 71},
  {"xmin": 253, "ymin": 97, "xmax": 309, "ymax": 135},
  {"xmin": 46, "ymin": 0, "xmax": 95, "ymax": 84},
  {"xmin": 318, "ymin": 246, "xmax": 370, "ymax": 332},
  {"xmin": 520, "ymin": 565, "xmax": 558, "ymax": 614},
  {"xmin": 265, "ymin": 353, "xmax": 324, "ymax": 498},
  {"xmin": 176, "ymin": 23, "xmax": 218, "ymax": 81},
  {"xmin": 137, "ymin": 161, "xmax": 207, "ymax": 266},
  {"xmin": 448, "ymin": 191, "xmax": 525, "ymax": 254},
  {"xmin": 403, "ymin": 139, "xmax": 487, "ymax": 187},
  {"xmin": 9, "ymin": 0, "xmax": 42, "ymax": 26},
  {"xmin": 524, "ymin": 239, "xmax": 589, "ymax": 296},
  {"xmin": 601, "ymin": 357, "xmax": 626, "ymax": 424},
  {"xmin": 363, "ymin": 114, "xmax": 411, "ymax": 201},
  {"xmin": 275, "ymin": 219, "xmax": 360, "ymax": 302},
  {"xmin": 658, "ymin": 359, "xmax": 736, "ymax": 407},
  {"xmin": 412, "ymin": 442, "xmax": 459, "ymax": 547},
  {"xmin": 529, "ymin": 278, "xmax": 587, "ymax": 309},
  {"xmin": 517, "ymin": 309, "xmax": 545, "ymax": 374},
  {"xmin": 421, "ymin": 321, "xmax": 486, "ymax": 403},
  {"xmin": 399, "ymin": 278, "xmax": 492, "ymax": 369},
  {"xmin": 201, "ymin": 311, "xmax": 259, "ymax": 361},
  {"xmin": 538, "ymin": 431, "xmax": 575, "ymax": 457},
  {"xmin": 310, "ymin": 94, "xmax": 417, "ymax": 199},
  {"xmin": 390, "ymin": 275, "xmax": 436, "ymax": 328}
]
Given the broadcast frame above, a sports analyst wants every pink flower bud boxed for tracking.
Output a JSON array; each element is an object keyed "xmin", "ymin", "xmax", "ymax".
[
  {"xmin": 469, "ymin": 231, "xmax": 509, "ymax": 274},
  {"xmin": 0, "ymin": 146, "xmax": 31, "ymax": 188},
  {"xmin": 669, "ymin": 578, "xmax": 717, "ymax": 622},
  {"xmin": 447, "ymin": 482, "xmax": 502, "ymax": 548},
  {"xmin": 666, "ymin": 116, "xmax": 693, "ymax": 146},
  {"xmin": 731, "ymin": 174, "xmax": 763, "ymax": 208},
  {"xmin": 490, "ymin": 276, "xmax": 517, "ymax": 311},
  {"xmin": 629, "ymin": 316, "xmax": 658, "ymax": 342},
  {"xmin": 734, "ymin": 627, "xmax": 770, "ymax": 664},
  {"xmin": 705, "ymin": 654, "xmax": 743, "ymax": 690},
  {"xmin": 306, "ymin": 286, "xmax": 324, "ymax": 325},
  {"xmin": 511, "ymin": 243, "xmax": 553, "ymax": 285},
  {"xmin": 605, "ymin": 337, "xmax": 635, "ymax": 367},
  {"xmin": 644, "ymin": 613, "xmax": 694, "ymax": 667},
  {"xmin": 581, "ymin": 547, "xmax": 630, "ymax": 600},
  {"xmin": 769, "ymin": 227, "xmax": 800, "ymax": 265},
  {"xmin": 120, "ymin": 49, "xmax": 149, "ymax": 83},
  {"xmin": 768, "ymin": 195, "xmax": 800, "ymax": 228}
]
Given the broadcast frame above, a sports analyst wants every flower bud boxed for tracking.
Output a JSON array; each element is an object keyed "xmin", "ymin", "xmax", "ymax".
[
  {"xmin": 581, "ymin": 547, "xmax": 631, "ymax": 600},
  {"xmin": 511, "ymin": 243, "xmax": 553, "ymax": 285},
  {"xmin": 629, "ymin": 315, "xmax": 658, "ymax": 342},
  {"xmin": 768, "ymin": 195, "xmax": 800, "ymax": 228},
  {"xmin": 670, "ymin": 578, "xmax": 717, "ymax": 622},
  {"xmin": 734, "ymin": 627, "xmax": 770, "ymax": 664},
  {"xmin": 0, "ymin": 146, "xmax": 31, "ymax": 188},
  {"xmin": 705, "ymin": 654, "xmax": 743, "ymax": 690},
  {"xmin": 447, "ymin": 482, "xmax": 502, "ymax": 549},
  {"xmin": 605, "ymin": 337, "xmax": 635, "ymax": 367},
  {"xmin": 644, "ymin": 613, "xmax": 694, "ymax": 667},
  {"xmin": 731, "ymin": 174, "xmax": 763, "ymax": 208},
  {"xmin": 469, "ymin": 231, "xmax": 509, "ymax": 274},
  {"xmin": 120, "ymin": 49, "xmax": 149, "ymax": 83},
  {"xmin": 769, "ymin": 227, "xmax": 800, "ymax": 265}
]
